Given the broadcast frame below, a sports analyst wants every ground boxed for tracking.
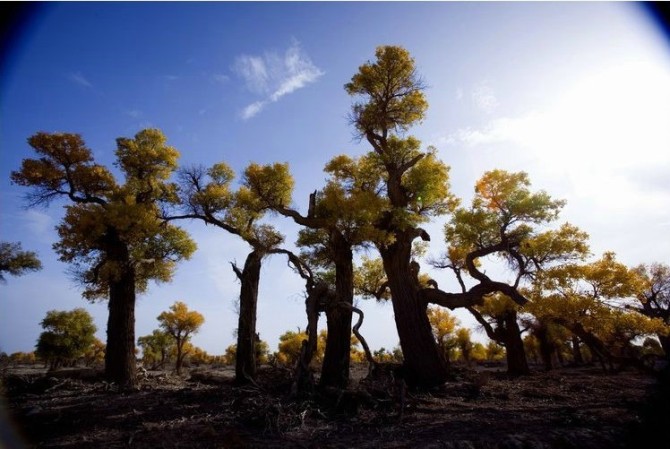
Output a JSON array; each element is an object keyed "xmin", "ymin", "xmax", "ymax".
[{"xmin": 1, "ymin": 363, "xmax": 668, "ymax": 449}]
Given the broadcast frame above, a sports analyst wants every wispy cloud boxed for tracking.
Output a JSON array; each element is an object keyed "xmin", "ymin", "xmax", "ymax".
[
  {"xmin": 126, "ymin": 109, "xmax": 142, "ymax": 119},
  {"xmin": 471, "ymin": 81, "xmax": 498, "ymax": 114},
  {"xmin": 233, "ymin": 40, "xmax": 324, "ymax": 119},
  {"xmin": 442, "ymin": 63, "xmax": 670, "ymax": 214},
  {"xmin": 68, "ymin": 72, "xmax": 92, "ymax": 88},
  {"xmin": 212, "ymin": 73, "xmax": 229, "ymax": 84},
  {"xmin": 22, "ymin": 211, "xmax": 54, "ymax": 240}
]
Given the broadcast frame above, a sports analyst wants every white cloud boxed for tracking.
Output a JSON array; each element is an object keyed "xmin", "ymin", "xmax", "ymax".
[
  {"xmin": 233, "ymin": 40, "xmax": 324, "ymax": 120},
  {"xmin": 443, "ymin": 62, "xmax": 670, "ymax": 216},
  {"xmin": 234, "ymin": 55, "xmax": 269, "ymax": 93},
  {"xmin": 471, "ymin": 81, "xmax": 498, "ymax": 114},
  {"xmin": 241, "ymin": 101, "xmax": 267, "ymax": 120},
  {"xmin": 455, "ymin": 88, "xmax": 464, "ymax": 100},
  {"xmin": 68, "ymin": 72, "xmax": 92, "ymax": 88},
  {"xmin": 126, "ymin": 109, "xmax": 142, "ymax": 118}
]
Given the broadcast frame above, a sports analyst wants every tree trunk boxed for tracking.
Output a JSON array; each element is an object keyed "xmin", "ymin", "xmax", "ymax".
[
  {"xmin": 234, "ymin": 250, "xmax": 263, "ymax": 384},
  {"xmin": 501, "ymin": 311, "xmax": 529, "ymax": 377},
  {"xmin": 320, "ymin": 234, "xmax": 353, "ymax": 389},
  {"xmin": 572, "ymin": 336, "xmax": 584, "ymax": 364},
  {"xmin": 535, "ymin": 325, "xmax": 555, "ymax": 371},
  {"xmin": 381, "ymin": 238, "xmax": 448, "ymax": 387},
  {"xmin": 105, "ymin": 261, "xmax": 137, "ymax": 388},
  {"xmin": 175, "ymin": 337, "xmax": 183, "ymax": 374}
]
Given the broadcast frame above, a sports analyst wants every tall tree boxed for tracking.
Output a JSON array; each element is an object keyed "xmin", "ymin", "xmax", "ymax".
[
  {"xmin": 172, "ymin": 163, "xmax": 302, "ymax": 384},
  {"xmin": 243, "ymin": 158, "xmax": 382, "ymax": 388},
  {"xmin": 435, "ymin": 169, "xmax": 591, "ymax": 376},
  {"xmin": 345, "ymin": 46, "xmax": 460, "ymax": 386},
  {"xmin": 12, "ymin": 130, "xmax": 196, "ymax": 387},
  {"xmin": 0, "ymin": 241, "xmax": 41, "ymax": 283},
  {"xmin": 157, "ymin": 301, "xmax": 205, "ymax": 374},
  {"xmin": 35, "ymin": 308, "xmax": 97, "ymax": 369}
]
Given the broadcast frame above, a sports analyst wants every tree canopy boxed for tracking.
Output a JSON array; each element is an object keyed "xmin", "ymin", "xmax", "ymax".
[{"xmin": 0, "ymin": 241, "xmax": 42, "ymax": 283}]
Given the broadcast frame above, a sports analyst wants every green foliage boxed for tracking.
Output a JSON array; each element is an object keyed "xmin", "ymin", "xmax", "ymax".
[
  {"xmin": 0, "ymin": 241, "xmax": 42, "ymax": 283},
  {"xmin": 12, "ymin": 129, "xmax": 196, "ymax": 300},
  {"xmin": 345, "ymin": 45, "xmax": 428, "ymax": 135},
  {"xmin": 242, "ymin": 162, "xmax": 294, "ymax": 210},
  {"xmin": 444, "ymin": 170, "xmax": 589, "ymax": 293},
  {"xmin": 138, "ymin": 329, "xmax": 174, "ymax": 368},
  {"xmin": 527, "ymin": 252, "xmax": 670, "ymax": 357},
  {"xmin": 221, "ymin": 340, "xmax": 270, "ymax": 366},
  {"xmin": 35, "ymin": 308, "xmax": 97, "ymax": 368}
]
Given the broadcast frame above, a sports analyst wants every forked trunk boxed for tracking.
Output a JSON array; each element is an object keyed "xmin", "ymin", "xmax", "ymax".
[
  {"xmin": 381, "ymin": 239, "xmax": 448, "ymax": 387},
  {"xmin": 235, "ymin": 250, "xmax": 263, "ymax": 384},
  {"xmin": 320, "ymin": 235, "xmax": 353, "ymax": 389},
  {"xmin": 105, "ymin": 261, "xmax": 137, "ymax": 388}
]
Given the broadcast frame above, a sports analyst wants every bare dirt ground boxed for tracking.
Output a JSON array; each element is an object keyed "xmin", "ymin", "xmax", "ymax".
[{"xmin": 1, "ymin": 363, "xmax": 668, "ymax": 449}]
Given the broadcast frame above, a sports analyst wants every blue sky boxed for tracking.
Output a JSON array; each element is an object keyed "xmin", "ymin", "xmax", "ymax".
[{"xmin": 1, "ymin": 2, "xmax": 669, "ymax": 357}]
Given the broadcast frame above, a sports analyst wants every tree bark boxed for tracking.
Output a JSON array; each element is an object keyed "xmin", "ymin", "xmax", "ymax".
[
  {"xmin": 381, "ymin": 237, "xmax": 448, "ymax": 387},
  {"xmin": 105, "ymin": 242, "xmax": 137, "ymax": 388},
  {"xmin": 534, "ymin": 324, "xmax": 555, "ymax": 371},
  {"xmin": 175, "ymin": 336, "xmax": 184, "ymax": 374},
  {"xmin": 501, "ymin": 311, "xmax": 529, "ymax": 377},
  {"xmin": 571, "ymin": 336, "xmax": 584, "ymax": 364},
  {"xmin": 233, "ymin": 250, "xmax": 263, "ymax": 384},
  {"xmin": 320, "ymin": 234, "xmax": 353, "ymax": 389}
]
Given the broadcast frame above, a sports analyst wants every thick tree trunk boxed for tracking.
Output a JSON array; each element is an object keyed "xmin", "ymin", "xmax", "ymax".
[
  {"xmin": 234, "ymin": 250, "xmax": 263, "ymax": 384},
  {"xmin": 105, "ymin": 261, "xmax": 137, "ymax": 388},
  {"xmin": 381, "ymin": 238, "xmax": 448, "ymax": 387},
  {"xmin": 501, "ymin": 311, "xmax": 529, "ymax": 377},
  {"xmin": 320, "ymin": 235, "xmax": 353, "ymax": 389},
  {"xmin": 535, "ymin": 325, "xmax": 555, "ymax": 371}
]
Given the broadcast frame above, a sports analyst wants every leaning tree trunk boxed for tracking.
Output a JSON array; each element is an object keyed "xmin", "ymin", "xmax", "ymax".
[
  {"xmin": 501, "ymin": 311, "xmax": 529, "ymax": 377},
  {"xmin": 381, "ymin": 237, "xmax": 448, "ymax": 387},
  {"xmin": 320, "ymin": 234, "xmax": 353, "ymax": 389},
  {"xmin": 105, "ymin": 251, "xmax": 138, "ymax": 388},
  {"xmin": 233, "ymin": 250, "xmax": 263, "ymax": 384}
]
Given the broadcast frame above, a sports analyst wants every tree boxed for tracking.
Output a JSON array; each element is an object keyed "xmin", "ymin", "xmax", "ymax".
[
  {"xmin": 138, "ymin": 330, "xmax": 174, "ymax": 369},
  {"xmin": 454, "ymin": 328, "xmax": 474, "ymax": 365},
  {"xmin": 12, "ymin": 130, "xmax": 196, "ymax": 387},
  {"xmin": 83, "ymin": 338, "xmax": 106, "ymax": 367},
  {"xmin": 427, "ymin": 306, "xmax": 459, "ymax": 365},
  {"xmin": 527, "ymin": 253, "xmax": 669, "ymax": 370},
  {"xmin": 157, "ymin": 301, "xmax": 205, "ymax": 374},
  {"xmin": 0, "ymin": 241, "xmax": 41, "ymax": 283},
  {"xmin": 35, "ymin": 308, "xmax": 97, "ymax": 369},
  {"xmin": 436, "ymin": 169, "xmax": 591, "ymax": 376},
  {"xmin": 631, "ymin": 263, "xmax": 670, "ymax": 358},
  {"xmin": 243, "ymin": 156, "xmax": 382, "ymax": 388},
  {"xmin": 172, "ymin": 162, "xmax": 304, "ymax": 384}
]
